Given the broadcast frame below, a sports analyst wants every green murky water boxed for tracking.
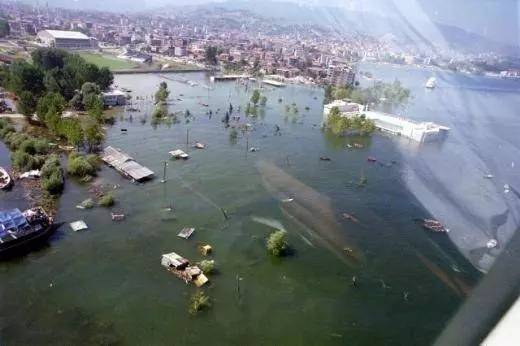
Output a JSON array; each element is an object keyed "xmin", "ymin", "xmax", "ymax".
[{"xmin": 0, "ymin": 69, "xmax": 483, "ymax": 345}]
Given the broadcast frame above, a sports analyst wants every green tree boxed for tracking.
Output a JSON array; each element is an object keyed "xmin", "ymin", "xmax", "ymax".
[
  {"xmin": 97, "ymin": 67, "xmax": 113, "ymax": 91},
  {"xmin": 84, "ymin": 120, "xmax": 104, "ymax": 152},
  {"xmin": 17, "ymin": 91, "xmax": 37, "ymax": 117},
  {"xmin": 267, "ymin": 230, "xmax": 289, "ymax": 257},
  {"xmin": 204, "ymin": 46, "xmax": 219, "ymax": 65},
  {"xmin": 31, "ymin": 48, "xmax": 68, "ymax": 71},
  {"xmin": 7, "ymin": 60, "xmax": 44, "ymax": 96},
  {"xmin": 36, "ymin": 92, "xmax": 65, "ymax": 125},
  {"xmin": 154, "ymin": 81, "xmax": 169, "ymax": 104},
  {"xmin": 59, "ymin": 119, "xmax": 84, "ymax": 147},
  {"xmin": 250, "ymin": 89, "xmax": 261, "ymax": 106}
]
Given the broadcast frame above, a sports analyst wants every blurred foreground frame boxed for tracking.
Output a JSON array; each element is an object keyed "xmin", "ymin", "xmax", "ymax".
[{"xmin": 435, "ymin": 226, "xmax": 520, "ymax": 345}]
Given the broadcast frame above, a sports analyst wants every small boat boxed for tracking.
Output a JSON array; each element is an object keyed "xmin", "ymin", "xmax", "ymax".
[
  {"xmin": 484, "ymin": 174, "xmax": 494, "ymax": 179},
  {"xmin": 504, "ymin": 184, "xmax": 510, "ymax": 193},
  {"xmin": 367, "ymin": 156, "xmax": 377, "ymax": 162},
  {"xmin": 0, "ymin": 167, "xmax": 12, "ymax": 190},
  {"xmin": 423, "ymin": 219, "xmax": 449, "ymax": 233},
  {"xmin": 320, "ymin": 156, "xmax": 331, "ymax": 161},
  {"xmin": 194, "ymin": 142, "xmax": 206, "ymax": 149},
  {"xmin": 346, "ymin": 144, "xmax": 353, "ymax": 149},
  {"xmin": 425, "ymin": 77, "xmax": 437, "ymax": 89}
]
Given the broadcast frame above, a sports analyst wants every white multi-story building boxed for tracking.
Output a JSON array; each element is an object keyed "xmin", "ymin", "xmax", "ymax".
[{"xmin": 323, "ymin": 101, "xmax": 449, "ymax": 143}]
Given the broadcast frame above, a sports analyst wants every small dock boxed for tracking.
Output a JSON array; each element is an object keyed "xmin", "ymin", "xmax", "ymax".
[
  {"xmin": 210, "ymin": 74, "xmax": 251, "ymax": 82},
  {"xmin": 262, "ymin": 79, "xmax": 286, "ymax": 87}
]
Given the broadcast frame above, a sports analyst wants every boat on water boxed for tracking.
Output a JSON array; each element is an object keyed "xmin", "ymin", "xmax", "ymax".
[
  {"xmin": 0, "ymin": 207, "xmax": 54, "ymax": 257},
  {"xmin": 422, "ymin": 218, "xmax": 449, "ymax": 233},
  {"xmin": 425, "ymin": 77, "xmax": 437, "ymax": 89},
  {"xmin": 0, "ymin": 167, "xmax": 12, "ymax": 190}
]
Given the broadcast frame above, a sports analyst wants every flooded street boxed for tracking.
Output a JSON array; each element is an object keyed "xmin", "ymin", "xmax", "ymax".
[{"xmin": 3, "ymin": 66, "xmax": 517, "ymax": 344}]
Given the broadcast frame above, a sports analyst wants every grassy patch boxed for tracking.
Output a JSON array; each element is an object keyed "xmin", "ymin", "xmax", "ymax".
[{"xmin": 78, "ymin": 52, "xmax": 138, "ymax": 70}]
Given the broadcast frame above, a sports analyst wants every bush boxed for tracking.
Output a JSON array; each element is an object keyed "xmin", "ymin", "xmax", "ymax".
[
  {"xmin": 188, "ymin": 291, "xmax": 211, "ymax": 315},
  {"xmin": 40, "ymin": 154, "xmax": 61, "ymax": 176},
  {"xmin": 11, "ymin": 150, "xmax": 34, "ymax": 171},
  {"xmin": 41, "ymin": 169, "xmax": 64, "ymax": 194},
  {"xmin": 198, "ymin": 260, "xmax": 215, "ymax": 274},
  {"xmin": 85, "ymin": 154, "xmax": 101, "ymax": 169},
  {"xmin": 267, "ymin": 230, "xmax": 288, "ymax": 257},
  {"xmin": 33, "ymin": 139, "xmax": 49, "ymax": 154},
  {"xmin": 32, "ymin": 154, "xmax": 46, "ymax": 169},
  {"xmin": 40, "ymin": 154, "xmax": 64, "ymax": 194},
  {"xmin": 98, "ymin": 193, "xmax": 114, "ymax": 207},
  {"xmin": 67, "ymin": 153, "xmax": 96, "ymax": 178},
  {"xmin": 0, "ymin": 125, "xmax": 15, "ymax": 139},
  {"xmin": 19, "ymin": 138, "xmax": 36, "ymax": 155}
]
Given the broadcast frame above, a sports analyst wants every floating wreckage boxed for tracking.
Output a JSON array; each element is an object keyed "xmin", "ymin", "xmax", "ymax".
[
  {"xmin": 177, "ymin": 227, "xmax": 195, "ymax": 239},
  {"xmin": 70, "ymin": 220, "xmax": 88, "ymax": 232},
  {"xmin": 111, "ymin": 213, "xmax": 125, "ymax": 221},
  {"xmin": 19, "ymin": 169, "xmax": 40, "ymax": 180},
  {"xmin": 169, "ymin": 149, "xmax": 189, "ymax": 160},
  {"xmin": 161, "ymin": 252, "xmax": 209, "ymax": 287}
]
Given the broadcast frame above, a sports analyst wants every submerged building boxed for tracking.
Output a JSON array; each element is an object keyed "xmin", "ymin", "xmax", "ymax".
[{"xmin": 323, "ymin": 100, "xmax": 449, "ymax": 143}]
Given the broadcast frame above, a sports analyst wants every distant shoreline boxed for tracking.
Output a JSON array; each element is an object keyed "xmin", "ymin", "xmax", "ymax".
[{"xmin": 112, "ymin": 68, "xmax": 209, "ymax": 74}]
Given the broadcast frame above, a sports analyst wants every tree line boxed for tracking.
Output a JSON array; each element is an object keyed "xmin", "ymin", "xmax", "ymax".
[{"xmin": 0, "ymin": 48, "xmax": 113, "ymax": 151}]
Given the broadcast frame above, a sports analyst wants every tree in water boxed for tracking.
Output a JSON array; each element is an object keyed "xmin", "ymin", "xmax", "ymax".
[
  {"xmin": 250, "ymin": 89, "xmax": 261, "ymax": 106},
  {"xmin": 154, "ymin": 81, "xmax": 170, "ymax": 104}
]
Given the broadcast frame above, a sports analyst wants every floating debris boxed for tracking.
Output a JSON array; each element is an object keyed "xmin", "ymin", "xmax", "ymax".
[
  {"xmin": 161, "ymin": 252, "xmax": 209, "ymax": 286},
  {"xmin": 19, "ymin": 170, "xmax": 40, "ymax": 180},
  {"xmin": 111, "ymin": 213, "xmax": 125, "ymax": 221},
  {"xmin": 76, "ymin": 199, "xmax": 94, "ymax": 210},
  {"xmin": 200, "ymin": 244, "xmax": 212, "ymax": 256},
  {"xmin": 342, "ymin": 213, "xmax": 359, "ymax": 223},
  {"xmin": 486, "ymin": 239, "xmax": 498, "ymax": 249},
  {"xmin": 169, "ymin": 149, "xmax": 189, "ymax": 160},
  {"xmin": 177, "ymin": 227, "xmax": 195, "ymax": 239},
  {"xmin": 70, "ymin": 220, "xmax": 88, "ymax": 232}
]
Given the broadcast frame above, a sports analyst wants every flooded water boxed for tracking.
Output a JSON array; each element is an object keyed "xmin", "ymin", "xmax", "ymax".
[{"xmin": 3, "ymin": 65, "xmax": 517, "ymax": 344}]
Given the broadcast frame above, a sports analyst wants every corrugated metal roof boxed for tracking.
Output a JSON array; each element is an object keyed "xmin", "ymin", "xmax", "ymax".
[
  {"xmin": 101, "ymin": 146, "xmax": 154, "ymax": 181},
  {"xmin": 41, "ymin": 30, "xmax": 90, "ymax": 40}
]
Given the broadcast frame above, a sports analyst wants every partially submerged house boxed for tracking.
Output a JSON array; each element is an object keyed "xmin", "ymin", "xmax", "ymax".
[{"xmin": 101, "ymin": 146, "xmax": 154, "ymax": 182}]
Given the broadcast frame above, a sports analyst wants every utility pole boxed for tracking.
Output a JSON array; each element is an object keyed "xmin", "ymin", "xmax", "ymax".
[{"xmin": 161, "ymin": 161, "xmax": 168, "ymax": 183}]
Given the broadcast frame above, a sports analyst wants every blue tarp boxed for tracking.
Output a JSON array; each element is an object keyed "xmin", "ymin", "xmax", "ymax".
[{"xmin": 0, "ymin": 209, "xmax": 28, "ymax": 236}]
